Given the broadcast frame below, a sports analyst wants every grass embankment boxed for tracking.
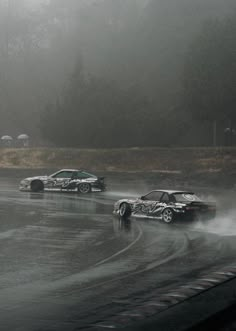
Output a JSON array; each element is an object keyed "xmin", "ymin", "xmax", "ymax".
[{"xmin": 0, "ymin": 147, "xmax": 235, "ymax": 174}]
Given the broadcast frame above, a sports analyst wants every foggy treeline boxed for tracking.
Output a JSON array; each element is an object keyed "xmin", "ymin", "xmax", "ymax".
[{"xmin": 0, "ymin": 0, "xmax": 236, "ymax": 147}]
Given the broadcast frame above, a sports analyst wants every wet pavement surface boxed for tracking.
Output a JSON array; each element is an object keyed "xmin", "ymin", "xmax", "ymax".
[{"xmin": 0, "ymin": 170, "xmax": 236, "ymax": 330}]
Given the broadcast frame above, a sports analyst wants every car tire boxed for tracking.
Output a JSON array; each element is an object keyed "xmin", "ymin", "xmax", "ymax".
[
  {"xmin": 162, "ymin": 208, "xmax": 174, "ymax": 223},
  {"xmin": 31, "ymin": 180, "xmax": 44, "ymax": 192},
  {"xmin": 119, "ymin": 203, "xmax": 132, "ymax": 218},
  {"xmin": 78, "ymin": 183, "xmax": 91, "ymax": 194}
]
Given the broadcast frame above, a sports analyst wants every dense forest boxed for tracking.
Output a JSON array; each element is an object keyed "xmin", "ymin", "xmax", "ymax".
[{"xmin": 0, "ymin": 0, "xmax": 236, "ymax": 147}]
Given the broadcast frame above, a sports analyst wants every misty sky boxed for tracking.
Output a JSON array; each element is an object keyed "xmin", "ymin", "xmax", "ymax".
[{"xmin": 0, "ymin": 0, "xmax": 235, "ymax": 147}]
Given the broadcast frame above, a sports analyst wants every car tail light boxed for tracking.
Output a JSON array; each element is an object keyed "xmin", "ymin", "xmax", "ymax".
[
  {"xmin": 185, "ymin": 206, "xmax": 199, "ymax": 211},
  {"xmin": 207, "ymin": 206, "xmax": 216, "ymax": 210}
]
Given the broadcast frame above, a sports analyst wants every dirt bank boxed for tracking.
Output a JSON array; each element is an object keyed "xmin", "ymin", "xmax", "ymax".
[
  {"xmin": 0, "ymin": 147, "xmax": 235, "ymax": 172},
  {"xmin": 0, "ymin": 147, "xmax": 235, "ymax": 188}
]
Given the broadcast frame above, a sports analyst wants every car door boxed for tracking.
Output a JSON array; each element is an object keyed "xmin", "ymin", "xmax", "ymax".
[
  {"xmin": 50, "ymin": 171, "xmax": 74, "ymax": 189},
  {"xmin": 159, "ymin": 193, "xmax": 171, "ymax": 212},
  {"xmin": 134, "ymin": 191, "xmax": 164, "ymax": 215}
]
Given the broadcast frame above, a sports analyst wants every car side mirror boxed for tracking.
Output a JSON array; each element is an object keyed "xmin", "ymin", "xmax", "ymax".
[{"xmin": 140, "ymin": 196, "xmax": 145, "ymax": 200}]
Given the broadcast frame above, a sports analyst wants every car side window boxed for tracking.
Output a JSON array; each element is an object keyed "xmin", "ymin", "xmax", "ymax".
[
  {"xmin": 143, "ymin": 191, "xmax": 163, "ymax": 201},
  {"xmin": 52, "ymin": 171, "xmax": 73, "ymax": 179},
  {"xmin": 161, "ymin": 193, "xmax": 170, "ymax": 203},
  {"xmin": 71, "ymin": 172, "xmax": 78, "ymax": 179},
  {"xmin": 75, "ymin": 171, "xmax": 91, "ymax": 179},
  {"xmin": 169, "ymin": 194, "xmax": 176, "ymax": 203}
]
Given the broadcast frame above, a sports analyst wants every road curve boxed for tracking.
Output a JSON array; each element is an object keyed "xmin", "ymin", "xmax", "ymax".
[{"xmin": 0, "ymin": 175, "xmax": 235, "ymax": 330}]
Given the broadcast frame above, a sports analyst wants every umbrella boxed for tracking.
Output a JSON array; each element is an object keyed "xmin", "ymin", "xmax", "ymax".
[
  {"xmin": 17, "ymin": 134, "xmax": 29, "ymax": 140},
  {"xmin": 1, "ymin": 135, "xmax": 13, "ymax": 140}
]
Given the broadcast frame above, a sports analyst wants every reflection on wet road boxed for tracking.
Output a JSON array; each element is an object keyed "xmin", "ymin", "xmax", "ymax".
[{"xmin": 0, "ymin": 173, "xmax": 235, "ymax": 330}]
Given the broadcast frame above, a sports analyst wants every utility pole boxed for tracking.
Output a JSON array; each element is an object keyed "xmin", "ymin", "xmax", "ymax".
[{"xmin": 213, "ymin": 119, "xmax": 217, "ymax": 147}]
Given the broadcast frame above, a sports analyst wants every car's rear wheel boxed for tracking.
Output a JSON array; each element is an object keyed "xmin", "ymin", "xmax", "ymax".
[
  {"xmin": 78, "ymin": 183, "xmax": 91, "ymax": 194},
  {"xmin": 119, "ymin": 203, "xmax": 132, "ymax": 218},
  {"xmin": 162, "ymin": 208, "xmax": 174, "ymax": 223},
  {"xmin": 31, "ymin": 180, "xmax": 44, "ymax": 192}
]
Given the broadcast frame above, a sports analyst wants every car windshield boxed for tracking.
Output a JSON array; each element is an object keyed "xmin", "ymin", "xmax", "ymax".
[
  {"xmin": 173, "ymin": 193, "xmax": 201, "ymax": 203},
  {"xmin": 142, "ymin": 191, "xmax": 163, "ymax": 201}
]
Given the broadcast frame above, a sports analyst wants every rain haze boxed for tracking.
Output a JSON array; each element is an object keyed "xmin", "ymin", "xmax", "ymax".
[{"xmin": 0, "ymin": 1, "xmax": 236, "ymax": 331}]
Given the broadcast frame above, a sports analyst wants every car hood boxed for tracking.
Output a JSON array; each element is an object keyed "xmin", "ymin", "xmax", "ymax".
[
  {"xmin": 116, "ymin": 198, "xmax": 138, "ymax": 205},
  {"xmin": 22, "ymin": 175, "xmax": 49, "ymax": 181}
]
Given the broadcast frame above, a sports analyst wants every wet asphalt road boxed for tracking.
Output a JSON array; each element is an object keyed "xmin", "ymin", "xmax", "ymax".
[{"xmin": 0, "ymin": 171, "xmax": 236, "ymax": 331}]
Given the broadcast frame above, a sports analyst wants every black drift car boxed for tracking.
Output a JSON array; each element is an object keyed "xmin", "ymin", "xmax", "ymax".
[{"xmin": 114, "ymin": 190, "xmax": 216, "ymax": 223}]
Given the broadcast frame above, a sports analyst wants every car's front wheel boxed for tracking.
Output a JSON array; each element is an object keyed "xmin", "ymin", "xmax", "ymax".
[
  {"xmin": 77, "ymin": 183, "xmax": 91, "ymax": 194},
  {"xmin": 31, "ymin": 180, "xmax": 44, "ymax": 192},
  {"xmin": 162, "ymin": 208, "xmax": 174, "ymax": 223},
  {"xmin": 119, "ymin": 203, "xmax": 132, "ymax": 218}
]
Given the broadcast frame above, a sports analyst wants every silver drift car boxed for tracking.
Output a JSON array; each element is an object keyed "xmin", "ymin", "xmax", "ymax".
[
  {"xmin": 19, "ymin": 169, "xmax": 105, "ymax": 193},
  {"xmin": 114, "ymin": 190, "xmax": 216, "ymax": 223}
]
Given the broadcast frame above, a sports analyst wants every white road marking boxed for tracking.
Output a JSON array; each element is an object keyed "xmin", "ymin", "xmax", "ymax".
[{"xmin": 95, "ymin": 222, "xmax": 143, "ymax": 266}]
